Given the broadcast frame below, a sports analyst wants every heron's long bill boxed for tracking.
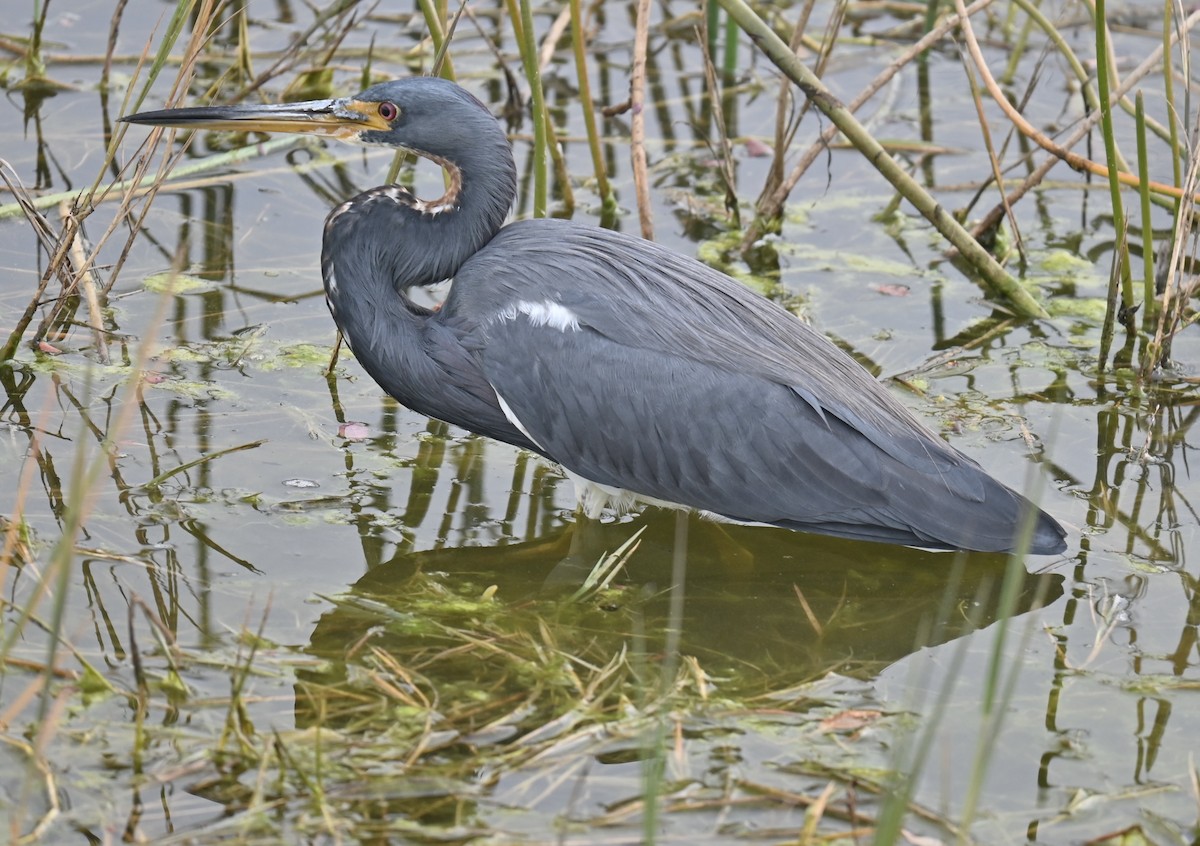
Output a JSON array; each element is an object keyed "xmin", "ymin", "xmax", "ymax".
[{"xmin": 120, "ymin": 97, "xmax": 391, "ymax": 139}]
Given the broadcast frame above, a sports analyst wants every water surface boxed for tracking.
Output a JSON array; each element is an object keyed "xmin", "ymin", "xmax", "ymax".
[{"xmin": 1, "ymin": 1, "xmax": 1197, "ymax": 842}]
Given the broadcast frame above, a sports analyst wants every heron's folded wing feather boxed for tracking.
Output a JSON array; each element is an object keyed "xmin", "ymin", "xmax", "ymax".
[
  {"xmin": 451, "ymin": 220, "xmax": 986, "ymax": 501},
  {"xmin": 477, "ymin": 318, "xmax": 894, "ymax": 526},
  {"xmin": 477, "ymin": 318, "xmax": 1056, "ymax": 551}
]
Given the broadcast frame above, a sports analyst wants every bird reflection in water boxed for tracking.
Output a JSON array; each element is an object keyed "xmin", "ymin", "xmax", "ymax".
[{"xmin": 293, "ymin": 513, "xmax": 1063, "ymax": 733}]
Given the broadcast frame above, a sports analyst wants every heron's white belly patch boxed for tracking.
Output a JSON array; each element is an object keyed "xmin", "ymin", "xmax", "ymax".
[
  {"xmin": 562, "ymin": 471, "xmax": 767, "ymax": 525},
  {"xmin": 563, "ymin": 471, "xmax": 646, "ymax": 519},
  {"xmin": 494, "ymin": 300, "xmax": 580, "ymax": 332}
]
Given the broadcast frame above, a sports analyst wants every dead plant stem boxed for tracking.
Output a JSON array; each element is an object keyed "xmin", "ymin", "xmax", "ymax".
[
  {"xmin": 538, "ymin": 5, "xmax": 571, "ymax": 71},
  {"xmin": 970, "ymin": 8, "xmax": 1200, "ymax": 240},
  {"xmin": 631, "ymin": 0, "xmax": 654, "ymax": 239},
  {"xmin": 1142, "ymin": 118, "xmax": 1200, "ymax": 378},
  {"xmin": 961, "ymin": 58, "xmax": 1026, "ymax": 264},
  {"xmin": 62, "ymin": 202, "xmax": 110, "ymax": 364}
]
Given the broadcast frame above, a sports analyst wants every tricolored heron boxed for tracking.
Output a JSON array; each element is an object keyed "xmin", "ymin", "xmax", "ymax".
[{"xmin": 123, "ymin": 77, "xmax": 1066, "ymax": 554}]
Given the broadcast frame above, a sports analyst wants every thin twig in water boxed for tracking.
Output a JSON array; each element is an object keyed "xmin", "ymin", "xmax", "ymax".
[
  {"xmin": 959, "ymin": 55, "xmax": 1026, "ymax": 266},
  {"xmin": 142, "ymin": 439, "xmax": 268, "ymax": 488},
  {"xmin": 1141, "ymin": 110, "xmax": 1200, "ymax": 377},
  {"xmin": 720, "ymin": 0, "xmax": 1045, "ymax": 316},
  {"xmin": 538, "ymin": 5, "xmax": 572, "ymax": 72},
  {"xmin": 1, "ymin": 733, "xmax": 60, "ymax": 844},
  {"xmin": 240, "ymin": 0, "xmax": 365, "ymax": 99},
  {"xmin": 0, "ymin": 163, "xmax": 60, "ymax": 360},
  {"xmin": 760, "ymin": 4, "xmax": 814, "ymax": 210},
  {"xmin": 698, "ymin": 26, "xmax": 740, "ymax": 227},
  {"xmin": 62, "ymin": 201, "xmax": 110, "ymax": 364}
]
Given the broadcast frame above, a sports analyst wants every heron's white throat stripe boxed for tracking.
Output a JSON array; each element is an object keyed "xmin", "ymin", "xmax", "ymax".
[
  {"xmin": 327, "ymin": 167, "xmax": 462, "ymax": 220},
  {"xmin": 495, "ymin": 300, "xmax": 581, "ymax": 332}
]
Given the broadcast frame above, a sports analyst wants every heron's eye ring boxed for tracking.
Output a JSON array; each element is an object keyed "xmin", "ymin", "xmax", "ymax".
[{"xmin": 377, "ymin": 102, "xmax": 399, "ymax": 121}]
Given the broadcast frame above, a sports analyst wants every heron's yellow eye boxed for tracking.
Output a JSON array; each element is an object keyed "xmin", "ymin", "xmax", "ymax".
[{"xmin": 377, "ymin": 101, "xmax": 399, "ymax": 121}]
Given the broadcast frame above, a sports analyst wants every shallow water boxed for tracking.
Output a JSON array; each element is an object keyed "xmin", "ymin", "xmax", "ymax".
[{"xmin": 2, "ymin": 0, "xmax": 1198, "ymax": 842}]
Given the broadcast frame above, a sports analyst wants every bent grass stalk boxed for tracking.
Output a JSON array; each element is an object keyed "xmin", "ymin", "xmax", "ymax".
[
  {"xmin": 1094, "ymin": 0, "xmax": 1134, "ymax": 312},
  {"xmin": 957, "ymin": 554, "xmax": 1052, "ymax": 835},
  {"xmin": 872, "ymin": 556, "xmax": 973, "ymax": 845}
]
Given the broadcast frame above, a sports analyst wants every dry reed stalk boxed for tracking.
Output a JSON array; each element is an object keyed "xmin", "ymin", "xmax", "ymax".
[
  {"xmin": 969, "ymin": 8, "xmax": 1200, "ymax": 239},
  {"xmin": 960, "ymin": 58, "xmax": 1026, "ymax": 265},
  {"xmin": 631, "ymin": 0, "xmax": 654, "ymax": 239}
]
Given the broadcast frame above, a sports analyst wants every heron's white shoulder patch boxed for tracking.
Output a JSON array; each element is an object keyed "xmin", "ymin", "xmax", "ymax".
[{"xmin": 494, "ymin": 299, "xmax": 581, "ymax": 332}]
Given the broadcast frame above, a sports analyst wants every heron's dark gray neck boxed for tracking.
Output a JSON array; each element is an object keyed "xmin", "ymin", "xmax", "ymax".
[
  {"xmin": 318, "ymin": 127, "xmax": 516, "ymax": 403},
  {"xmin": 321, "ymin": 133, "xmax": 517, "ymax": 304}
]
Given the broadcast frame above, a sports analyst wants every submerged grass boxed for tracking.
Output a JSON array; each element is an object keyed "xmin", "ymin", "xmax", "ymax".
[{"xmin": 0, "ymin": 556, "xmax": 998, "ymax": 842}]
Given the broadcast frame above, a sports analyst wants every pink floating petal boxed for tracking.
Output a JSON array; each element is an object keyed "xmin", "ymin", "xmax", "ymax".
[{"xmin": 339, "ymin": 422, "xmax": 370, "ymax": 440}]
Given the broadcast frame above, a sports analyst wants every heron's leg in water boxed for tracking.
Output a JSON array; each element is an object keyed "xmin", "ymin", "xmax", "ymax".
[
  {"xmin": 671, "ymin": 513, "xmax": 687, "ymax": 608},
  {"xmin": 539, "ymin": 510, "xmax": 620, "ymax": 592},
  {"xmin": 662, "ymin": 512, "xmax": 688, "ymax": 675}
]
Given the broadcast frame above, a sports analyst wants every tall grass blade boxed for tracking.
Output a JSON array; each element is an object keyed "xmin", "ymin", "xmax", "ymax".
[
  {"xmin": 1135, "ymin": 92, "xmax": 1156, "ymax": 334},
  {"xmin": 514, "ymin": 0, "xmax": 549, "ymax": 217},
  {"xmin": 570, "ymin": 0, "xmax": 615, "ymax": 212},
  {"xmin": 1093, "ymin": 0, "xmax": 1134, "ymax": 312}
]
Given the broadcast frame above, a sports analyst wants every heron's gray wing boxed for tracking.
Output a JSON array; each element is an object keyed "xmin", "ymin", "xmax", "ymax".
[
  {"xmin": 447, "ymin": 221, "xmax": 1061, "ymax": 551},
  {"xmin": 452, "ymin": 222, "xmax": 975, "ymax": 481},
  {"xmin": 477, "ymin": 312, "xmax": 1048, "ymax": 549}
]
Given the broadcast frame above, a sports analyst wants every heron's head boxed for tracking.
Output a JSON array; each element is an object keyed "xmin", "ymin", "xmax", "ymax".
[{"xmin": 121, "ymin": 77, "xmax": 508, "ymax": 164}]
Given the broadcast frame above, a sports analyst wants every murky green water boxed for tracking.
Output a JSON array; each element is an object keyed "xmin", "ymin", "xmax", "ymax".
[{"xmin": 2, "ymin": 0, "xmax": 1198, "ymax": 843}]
